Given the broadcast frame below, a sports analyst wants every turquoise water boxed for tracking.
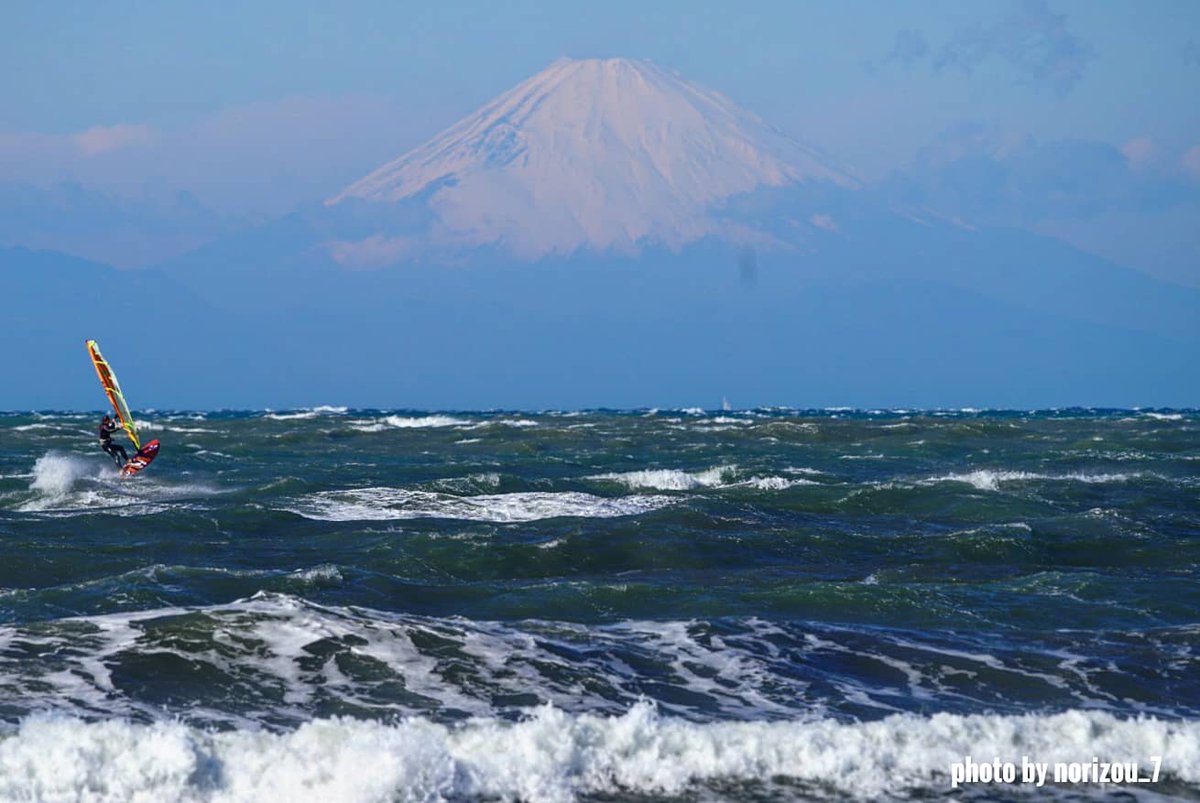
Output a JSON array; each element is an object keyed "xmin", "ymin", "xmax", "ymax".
[{"xmin": 1, "ymin": 408, "xmax": 1197, "ymax": 800}]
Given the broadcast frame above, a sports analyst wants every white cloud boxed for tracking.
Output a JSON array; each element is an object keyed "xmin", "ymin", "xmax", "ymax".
[
  {"xmin": 1120, "ymin": 136, "xmax": 1156, "ymax": 171},
  {"xmin": 0, "ymin": 93, "xmax": 429, "ymax": 218},
  {"xmin": 72, "ymin": 123, "xmax": 156, "ymax": 156},
  {"xmin": 893, "ymin": 124, "xmax": 1200, "ymax": 227},
  {"xmin": 326, "ymin": 235, "xmax": 414, "ymax": 269},
  {"xmin": 888, "ymin": 1, "xmax": 1095, "ymax": 97},
  {"xmin": 809, "ymin": 213, "xmax": 839, "ymax": 232},
  {"xmin": 1182, "ymin": 146, "xmax": 1200, "ymax": 181}
]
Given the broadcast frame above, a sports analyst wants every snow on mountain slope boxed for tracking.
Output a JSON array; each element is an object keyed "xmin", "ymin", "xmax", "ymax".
[{"xmin": 327, "ymin": 58, "xmax": 858, "ymax": 261}]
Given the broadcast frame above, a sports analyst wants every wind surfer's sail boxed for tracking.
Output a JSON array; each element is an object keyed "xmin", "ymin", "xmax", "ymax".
[{"xmin": 85, "ymin": 339, "xmax": 142, "ymax": 451}]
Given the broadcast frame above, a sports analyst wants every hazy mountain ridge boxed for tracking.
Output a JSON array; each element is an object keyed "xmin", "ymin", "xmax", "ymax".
[
  {"xmin": 4, "ymin": 58, "xmax": 1198, "ymax": 407},
  {"xmin": 0, "ymin": 181, "xmax": 235, "ymax": 268}
]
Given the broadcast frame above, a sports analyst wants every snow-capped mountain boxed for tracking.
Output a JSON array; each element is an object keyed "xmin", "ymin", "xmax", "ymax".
[
  {"xmin": 125, "ymin": 57, "xmax": 1196, "ymax": 407},
  {"xmin": 326, "ymin": 57, "xmax": 858, "ymax": 261}
]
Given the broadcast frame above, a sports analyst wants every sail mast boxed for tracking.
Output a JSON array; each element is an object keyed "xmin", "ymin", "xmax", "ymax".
[{"xmin": 85, "ymin": 339, "xmax": 142, "ymax": 451}]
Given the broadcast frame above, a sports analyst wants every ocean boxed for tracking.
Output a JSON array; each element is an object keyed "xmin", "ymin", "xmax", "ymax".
[{"xmin": 0, "ymin": 407, "xmax": 1197, "ymax": 801}]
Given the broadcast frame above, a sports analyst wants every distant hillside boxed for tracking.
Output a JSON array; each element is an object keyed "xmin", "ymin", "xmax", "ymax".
[
  {"xmin": 6, "ymin": 58, "xmax": 1198, "ymax": 408},
  {"xmin": 4, "ymin": 247, "xmax": 273, "ymax": 408}
]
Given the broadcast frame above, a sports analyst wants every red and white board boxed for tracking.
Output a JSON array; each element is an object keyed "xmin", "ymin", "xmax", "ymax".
[{"xmin": 121, "ymin": 439, "xmax": 160, "ymax": 477}]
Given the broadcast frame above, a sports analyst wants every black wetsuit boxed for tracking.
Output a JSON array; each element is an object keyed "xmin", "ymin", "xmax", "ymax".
[{"xmin": 99, "ymin": 419, "xmax": 128, "ymax": 467}]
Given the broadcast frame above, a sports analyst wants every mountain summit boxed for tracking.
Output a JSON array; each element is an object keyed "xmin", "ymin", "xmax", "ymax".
[
  {"xmin": 14, "ymin": 61, "xmax": 1197, "ymax": 405},
  {"xmin": 327, "ymin": 57, "xmax": 858, "ymax": 260}
]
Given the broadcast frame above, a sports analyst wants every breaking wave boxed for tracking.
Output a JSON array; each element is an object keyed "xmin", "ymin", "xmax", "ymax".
[
  {"xmin": 12, "ymin": 452, "xmax": 220, "ymax": 515},
  {"xmin": 263, "ymin": 406, "xmax": 348, "ymax": 420},
  {"xmin": 589, "ymin": 465, "xmax": 815, "ymax": 491},
  {"xmin": 348, "ymin": 415, "xmax": 472, "ymax": 432},
  {"xmin": 0, "ymin": 705, "xmax": 1195, "ymax": 802},
  {"xmin": 922, "ymin": 470, "xmax": 1147, "ymax": 492},
  {"xmin": 281, "ymin": 487, "xmax": 672, "ymax": 522}
]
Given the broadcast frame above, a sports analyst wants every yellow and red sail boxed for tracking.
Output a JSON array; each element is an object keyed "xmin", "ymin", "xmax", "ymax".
[{"xmin": 85, "ymin": 339, "xmax": 141, "ymax": 451}]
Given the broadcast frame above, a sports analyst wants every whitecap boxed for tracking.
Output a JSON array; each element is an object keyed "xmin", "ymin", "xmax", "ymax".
[
  {"xmin": 736, "ymin": 476, "xmax": 816, "ymax": 490},
  {"xmin": 288, "ymin": 564, "xmax": 343, "ymax": 585},
  {"xmin": 155, "ymin": 424, "xmax": 216, "ymax": 434},
  {"xmin": 263, "ymin": 406, "xmax": 347, "ymax": 421},
  {"xmin": 348, "ymin": 415, "xmax": 472, "ymax": 432},
  {"xmin": 924, "ymin": 470, "xmax": 1143, "ymax": 492},
  {"xmin": 467, "ymin": 418, "xmax": 539, "ymax": 429},
  {"xmin": 0, "ymin": 705, "xmax": 1195, "ymax": 801},
  {"xmin": 588, "ymin": 466, "xmax": 737, "ymax": 491},
  {"xmin": 281, "ymin": 488, "xmax": 672, "ymax": 522},
  {"xmin": 590, "ymin": 466, "xmax": 811, "ymax": 492}
]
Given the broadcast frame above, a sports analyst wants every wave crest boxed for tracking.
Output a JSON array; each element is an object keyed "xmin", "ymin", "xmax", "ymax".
[
  {"xmin": 281, "ymin": 487, "xmax": 672, "ymax": 522},
  {"xmin": 1, "ymin": 705, "xmax": 1196, "ymax": 802}
]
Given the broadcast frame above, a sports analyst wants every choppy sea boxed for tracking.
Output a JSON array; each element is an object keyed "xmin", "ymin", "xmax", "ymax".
[{"xmin": 1, "ymin": 407, "xmax": 1198, "ymax": 801}]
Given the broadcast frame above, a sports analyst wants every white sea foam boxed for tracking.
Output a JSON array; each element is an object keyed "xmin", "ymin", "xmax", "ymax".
[
  {"xmin": 431, "ymin": 472, "xmax": 502, "ymax": 493},
  {"xmin": 734, "ymin": 476, "xmax": 799, "ymax": 491},
  {"xmin": 17, "ymin": 453, "xmax": 121, "ymax": 513},
  {"xmin": 590, "ymin": 465, "xmax": 813, "ymax": 492},
  {"xmin": 1144, "ymin": 412, "xmax": 1184, "ymax": 421},
  {"xmin": 739, "ymin": 475, "xmax": 817, "ymax": 490},
  {"xmin": 466, "ymin": 418, "xmax": 540, "ymax": 429},
  {"xmin": 672, "ymin": 423, "xmax": 740, "ymax": 432},
  {"xmin": 0, "ymin": 705, "xmax": 1195, "ymax": 802},
  {"xmin": 925, "ymin": 470, "xmax": 1143, "ymax": 492},
  {"xmin": 155, "ymin": 424, "xmax": 217, "ymax": 434},
  {"xmin": 28, "ymin": 453, "xmax": 101, "ymax": 497},
  {"xmin": 3, "ymin": 596, "xmax": 1197, "ymax": 772},
  {"xmin": 11, "ymin": 423, "xmax": 59, "ymax": 432},
  {"xmin": 16, "ymin": 453, "xmax": 221, "ymax": 515},
  {"xmin": 263, "ymin": 406, "xmax": 348, "ymax": 420},
  {"xmin": 282, "ymin": 487, "xmax": 672, "ymax": 522},
  {"xmin": 590, "ymin": 466, "xmax": 737, "ymax": 491},
  {"xmin": 0, "ymin": 597, "xmax": 804, "ymax": 729},
  {"xmin": 288, "ymin": 564, "xmax": 344, "ymax": 585},
  {"xmin": 349, "ymin": 415, "xmax": 472, "ymax": 432}
]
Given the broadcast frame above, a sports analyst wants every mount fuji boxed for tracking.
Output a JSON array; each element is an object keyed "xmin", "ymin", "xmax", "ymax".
[
  {"xmin": 325, "ymin": 57, "xmax": 857, "ymax": 264},
  {"xmin": 7, "ymin": 57, "xmax": 1197, "ymax": 407}
]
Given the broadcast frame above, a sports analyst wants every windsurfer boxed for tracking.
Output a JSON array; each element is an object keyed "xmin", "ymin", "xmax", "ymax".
[{"xmin": 98, "ymin": 414, "xmax": 128, "ymax": 467}]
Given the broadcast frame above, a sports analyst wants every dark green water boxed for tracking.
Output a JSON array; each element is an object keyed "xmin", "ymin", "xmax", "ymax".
[{"xmin": 0, "ymin": 408, "xmax": 1197, "ymax": 800}]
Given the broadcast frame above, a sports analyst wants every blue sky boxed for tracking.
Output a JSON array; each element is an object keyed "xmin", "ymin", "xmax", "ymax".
[{"xmin": 2, "ymin": 0, "xmax": 1198, "ymax": 282}]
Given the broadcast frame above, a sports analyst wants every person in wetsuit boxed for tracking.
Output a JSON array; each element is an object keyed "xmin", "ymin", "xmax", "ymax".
[{"xmin": 98, "ymin": 414, "xmax": 128, "ymax": 467}]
